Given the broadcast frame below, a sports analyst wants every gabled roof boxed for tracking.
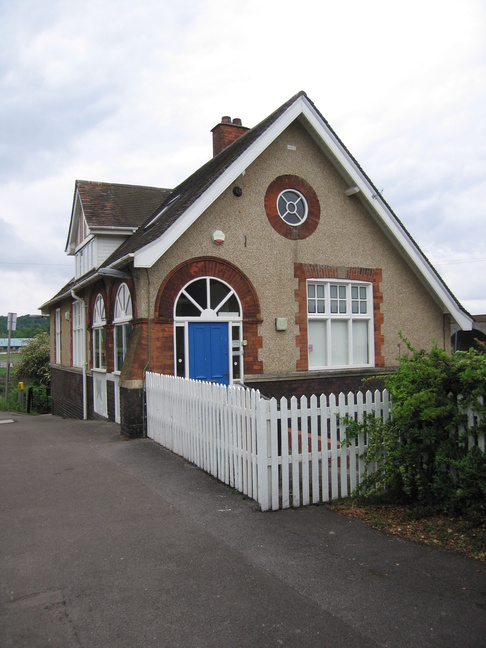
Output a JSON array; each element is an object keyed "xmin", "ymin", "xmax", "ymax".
[
  {"xmin": 99, "ymin": 91, "xmax": 471, "ymax": 331},
  {"xmin": 48, "ymin": 92, "xmax": 472, "ymax": 330},
  {"xmin": 65, "ymin": 180, "xmax": 171, "ymax": 253}
]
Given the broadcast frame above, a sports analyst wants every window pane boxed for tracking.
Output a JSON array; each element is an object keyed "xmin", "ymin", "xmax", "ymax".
[
  {"xmin": 210, "ymin": 279, "xmax": 230, "ymax": 310},
  {"xmin": 330, "ymin": 320, "xmax": 348, "ymax": 366},
  {"xmin": 93, "ymin": 330, "xmax": 98, "ymax": 368},
  {"xmin": 176, "ymin": 293, "xmax": 201, "ymax": 317},
  {"xmin": 185, "ymin": 279, "xmax": 207, "ymax": 310},
  {"xmin": 308, "ymin": 283, "xmax": 325, "ymax": 314},
  {"xmin": 100, "ymin": 328, "xmax": 106, "ymax": 368},
  {"xmin": 115, "ymin": 326, "xmax": 123, "ymax": 371},
  {"xmin": 125, "ymin": 323, "xmax": 133, "ymax": 349},
  {"xmin": 217, "ymin": 293, "xmax": 239, "ymax": 315},
  {"xmin": 231, "ymin": 325, "xmax": 241, "ymax": 380},
  {"xmin": 308, "ymin": 320, "xmax": 327, "ymax": 367},
  {"xmin": 176, "ymin": 326, "xmax": 185, "ymax": 377},
  {"xmin": 353, "ymin": 320, "xmax": 369, "ymax": 364}
]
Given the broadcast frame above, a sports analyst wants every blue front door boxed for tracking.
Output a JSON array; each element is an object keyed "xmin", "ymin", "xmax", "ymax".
[{"xmin": 188, "ymin": 322, "xmax": 229, "ymax": 385}]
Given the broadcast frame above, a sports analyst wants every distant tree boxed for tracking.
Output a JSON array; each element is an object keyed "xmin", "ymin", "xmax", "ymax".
[
  {"xmin": 15, "ymin": 332, "xmax": 51, "ymax": 386},
  {"xmin": 0, "ymin": 314, "xmax": 49, "ymax": 338}
]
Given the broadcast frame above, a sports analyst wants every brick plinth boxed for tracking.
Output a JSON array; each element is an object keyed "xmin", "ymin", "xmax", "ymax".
[
  {"xmin": 51, "ymin": 366, "xmax": 94, "ymax": 420},
  {"xmin": 246, "ymin": 371, "xmax": 391, "ymax": 402}
]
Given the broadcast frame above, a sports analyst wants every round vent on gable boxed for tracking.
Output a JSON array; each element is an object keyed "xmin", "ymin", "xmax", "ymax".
[{"xmin": 264, "ymin": 175, "xmax": 320, "ymax": 240}]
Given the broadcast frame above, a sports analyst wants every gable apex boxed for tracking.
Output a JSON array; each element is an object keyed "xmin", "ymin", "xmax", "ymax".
[{"xmin": 102, "ymin": 91, "xmax": 471, "ymax": 331}]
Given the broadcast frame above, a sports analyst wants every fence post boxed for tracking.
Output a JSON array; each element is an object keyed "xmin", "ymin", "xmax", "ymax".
[{"xmin": 256, "ymin": 396, "xmax": 271, "ymax": 511}]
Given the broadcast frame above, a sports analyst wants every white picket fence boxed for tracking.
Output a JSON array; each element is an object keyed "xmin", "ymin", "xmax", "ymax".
[{"xmin": 145, "ymin": 372, "xmax": 392, "ymax": 511}]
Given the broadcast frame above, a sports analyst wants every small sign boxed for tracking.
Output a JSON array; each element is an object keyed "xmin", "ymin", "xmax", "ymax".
[
  {"xmin": 308, "ymin": 344, "xmax": 313, "ymax": 353},
  {"xmin": 7, "ymin": 312, "xmax": 17, "ymax": 331},
  {"xmin": 18, "ymin": 382, "xmax": 24, "ymax": 391}
]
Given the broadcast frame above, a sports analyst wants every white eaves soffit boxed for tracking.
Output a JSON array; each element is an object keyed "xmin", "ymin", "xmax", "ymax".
[
  {"xmin": 133, "ymin": 95, "xmax": 472, "ymax": 331},
  {"xmin": 65, "ymin": 189, "xmax": 84, "ymax": 255}
]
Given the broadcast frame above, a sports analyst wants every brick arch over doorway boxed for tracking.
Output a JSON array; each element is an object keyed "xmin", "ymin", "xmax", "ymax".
[{"xmin": 155, "ymin": 257, "xmax": 263, "ymax": 376}]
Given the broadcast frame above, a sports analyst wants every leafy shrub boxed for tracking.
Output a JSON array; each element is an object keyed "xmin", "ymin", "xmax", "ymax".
[
  {"xmin": 28, "ymin": 385, "xmax": 52, "ymax": 414},
  {"xmin": 15, "ymin": 332, "xmax": 51, "ymax": 386},
  {"xmin": 346, "ymin": 337, "xmax": 486, "ymax": 515}
]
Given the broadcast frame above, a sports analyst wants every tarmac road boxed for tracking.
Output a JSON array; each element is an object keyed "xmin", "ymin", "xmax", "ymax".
[{"xmin": 1, "ymin": 412, "xmax": 485, "ymax": 647}]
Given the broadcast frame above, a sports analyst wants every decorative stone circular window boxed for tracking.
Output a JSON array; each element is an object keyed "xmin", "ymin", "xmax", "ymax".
[{"xmin": 265, "ymin": 175, "xmax": 320, "ymax": 240}]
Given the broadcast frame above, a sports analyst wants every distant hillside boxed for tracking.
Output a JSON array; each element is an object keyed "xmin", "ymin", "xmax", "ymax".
[{"xmin": 0, "ymin": 314, "xmax": 50, "ymax": 338}]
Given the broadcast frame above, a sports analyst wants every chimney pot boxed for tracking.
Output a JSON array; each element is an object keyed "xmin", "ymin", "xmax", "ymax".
[{"xmin": 211, "ymin": 115, "xmax": 250, "ymax": 157}]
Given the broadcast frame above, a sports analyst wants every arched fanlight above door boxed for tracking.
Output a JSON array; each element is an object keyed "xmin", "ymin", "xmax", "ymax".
[{"xmin": 175, "ymin": 277, "xmax": 241, "ymax": 319}]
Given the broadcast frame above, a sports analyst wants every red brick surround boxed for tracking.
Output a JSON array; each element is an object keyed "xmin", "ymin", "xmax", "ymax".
[
  {"xmin": 155, "ymin": 257, "xmax": 263, "ymax": 375},
  {"xmin": 294, "ymin": 263, "xmax": 384, "ymax": 370}
]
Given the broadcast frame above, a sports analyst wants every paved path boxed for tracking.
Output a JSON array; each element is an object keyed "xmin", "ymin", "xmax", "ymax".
[{"xmin": 1, "ymin": 413, "xmax": 485, "ymax": 647}]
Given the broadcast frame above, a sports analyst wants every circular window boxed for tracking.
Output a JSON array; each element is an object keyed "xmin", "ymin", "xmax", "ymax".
[
  {"xmin": 265, "ymin": 175, "xmax": 320, "ymax": 240},
  {"xmin": 277, "ymin": 189, "xmax": 308, "ymax": 225}
]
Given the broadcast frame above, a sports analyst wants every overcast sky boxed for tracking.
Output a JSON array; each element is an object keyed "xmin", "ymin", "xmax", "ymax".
[{"xmin": 1, "ymin": 0, "xmax": 485, "ymax": 323}]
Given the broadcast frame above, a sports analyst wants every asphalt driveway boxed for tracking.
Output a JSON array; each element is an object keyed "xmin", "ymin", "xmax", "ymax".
[{"xmin": 1, "ymin": 413, "xmax": 485, "ymax": 647}]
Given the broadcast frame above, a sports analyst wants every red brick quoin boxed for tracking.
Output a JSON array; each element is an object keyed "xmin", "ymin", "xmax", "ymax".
[
  {"xmin": 294, "ymin": 263, "xmax": 384, "ymax": 370},
  {"xmin": 155, "ymin": 257, "xmax": 263, "ymax": 376},
  {"xmin": 264, "ymin": 175, "xmax": 320, "ymax": 240}
]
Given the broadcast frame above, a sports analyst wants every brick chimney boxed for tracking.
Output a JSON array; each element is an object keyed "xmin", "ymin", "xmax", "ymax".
[{"xmin": 211, "ymin": 116, "xmax": 249, "ymax": 157}]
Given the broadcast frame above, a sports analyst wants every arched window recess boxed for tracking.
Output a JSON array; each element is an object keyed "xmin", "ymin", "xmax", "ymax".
[
  {"xmin": 174, "ymin": 277, "xmax": 243, "ymax": 384},
  {"xmin": 92, "ymin": 294, "xmax": 106, "ymax": 370},
  {"xmin": 113, "ymin": 283, "xmax": 133, "ymax": 373}
]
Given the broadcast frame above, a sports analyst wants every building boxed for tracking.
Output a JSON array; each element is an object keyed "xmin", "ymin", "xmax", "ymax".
[
  {"xmin": 0, "ymin": 338, "xmax": 31, "ymax": 352},
  {"xmin": 41, "ymin": 91, "xmax": 473, "ymax": 436}
]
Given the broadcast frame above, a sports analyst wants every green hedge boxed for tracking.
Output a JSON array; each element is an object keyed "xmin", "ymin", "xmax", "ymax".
[{"xmin": 345, "ymin": 337, "xmax": 486, "ymax": 516}]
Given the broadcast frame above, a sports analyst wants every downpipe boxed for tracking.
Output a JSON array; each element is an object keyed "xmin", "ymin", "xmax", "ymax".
[
  {"xmin": 71, "ymin": 290, "xmax": 88, "ymax": 420},
  {"xmin": 142, "ymin": 269, "xmax": 151, "ymax": 438}
]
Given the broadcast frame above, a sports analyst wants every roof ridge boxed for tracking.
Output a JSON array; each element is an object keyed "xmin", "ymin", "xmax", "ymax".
[{"xmin": 76, "ymin": 179, "xmax": 169, "ymax": 191}]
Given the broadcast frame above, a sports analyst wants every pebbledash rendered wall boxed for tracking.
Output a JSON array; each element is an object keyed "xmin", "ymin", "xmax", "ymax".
[{"xmin": 48, "ymin": 120, "xmax": 453, "ymax": 437}]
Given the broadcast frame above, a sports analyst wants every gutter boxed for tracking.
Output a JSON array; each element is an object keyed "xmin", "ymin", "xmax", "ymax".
[
  {"xmin": 41, "ymin": 255, "xmax": 135, "ymax": 311},
  {"xmin": 71, "ymin": 290, "xmax": 88, "ymax": 420}
]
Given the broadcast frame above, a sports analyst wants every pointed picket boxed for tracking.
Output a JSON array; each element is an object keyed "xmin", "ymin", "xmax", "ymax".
[{"xmin": 309, "ymin": 395, "xmax": 320, "ymax": 504}]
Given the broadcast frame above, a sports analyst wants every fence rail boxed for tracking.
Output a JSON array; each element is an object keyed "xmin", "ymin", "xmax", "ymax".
[{"xmin": 146, "ymin": 372, "xmax": 393, "ymax": 511}]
